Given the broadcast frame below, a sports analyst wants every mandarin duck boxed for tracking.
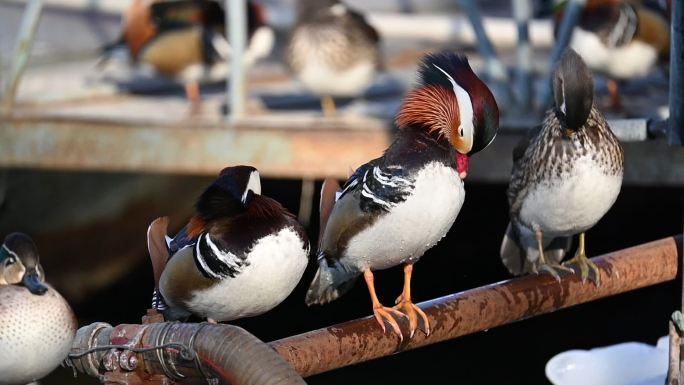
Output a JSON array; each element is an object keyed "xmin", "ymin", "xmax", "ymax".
[
  {"xmin": 148, "ymin": 165, "xmax": 310, "ymax": 323},
  {"xmin": 500, "ymin": 49, "xmax": 624, "ymax": 286},
  {"xmin": 555, "ymin": 0, "xmax": 671, "ymax": 109},
  {"xmin": 104, "ymin": 0, "xmax": 274, "ymax": 112},
  {"xmin": 305, "ymin": 52, "xmax": 499, "ymax": 340},
  {"xmin": 0, "ymin": 233, "xmax": 77, "ymax": 385},
  {"xmin": 284, "ymin": 0, "xmax": 382, "ymax": 117}
]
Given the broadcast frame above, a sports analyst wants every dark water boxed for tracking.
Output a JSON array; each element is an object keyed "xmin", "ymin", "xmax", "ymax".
[{"xmin": 47, "ymin": 180, "xmax": 682, "ymax": 385}]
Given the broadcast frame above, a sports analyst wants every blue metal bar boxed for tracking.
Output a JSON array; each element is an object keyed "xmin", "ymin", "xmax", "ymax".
[
  {"xmin": 513, "ymin": 0, "xmax": 533, "ymax": 110},
  {"xmin": 228, "ymin": 0, "xmax": 247, "ymax": 122},
  {"xmin": 539, "ymin": 0, "xmax": 586, "ymax": 108},
  {"xmin": 456, "ymin": 0, "xmax": 510, "ymax": 86},
  {"xmin": 669, "ymin": 0, "xmax": 683, "ymax": 146}
]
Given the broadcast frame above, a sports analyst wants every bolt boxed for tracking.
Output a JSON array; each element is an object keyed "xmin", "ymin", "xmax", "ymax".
[
  {"xmin": 103, "ymin": 350, "xmax": 119, "ymax": 372},
  {"xmin": 119, "ymin": 352, "xmax": 139, "ymax": 371}
]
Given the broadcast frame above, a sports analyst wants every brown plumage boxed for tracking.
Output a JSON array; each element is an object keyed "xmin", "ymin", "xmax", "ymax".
[
  {"xmin": 147, "ymin": 216, "xmax": 170, "ymax": 290},
  {"xmin": 395, "ymin": 85, "xmax": 461, "ymax": 150}
]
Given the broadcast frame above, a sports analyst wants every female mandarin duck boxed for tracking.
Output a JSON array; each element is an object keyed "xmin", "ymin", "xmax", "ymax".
[
  {"xmin": 107, "ymin": 0, "xmax": 274, "ymax": 112},
  {"xmin": 0, "ymin": 233, "xmax": 77, "ymax": 385},
  {"xmin": 284, "ymin": 0, "xmax": 382, "ymax": 117},
  {"xmin": 500, "ymin": 49, "xmax": 624, "ymax": 286},
  {"xmin": 306, "ymin": 52, "xmax": 499, "ymax": 340},
  {"xmin": 555, "ymin": 0, "xmax": 671, "ymax": 108},
  {"xmin": 147, "ymin": 165, "xmax": 310, "ymax": 323}
]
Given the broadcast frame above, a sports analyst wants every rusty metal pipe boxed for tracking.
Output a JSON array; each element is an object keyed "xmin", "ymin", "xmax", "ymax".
[
  {"xmin": 70, "ymin": 237, "xmax": 680, "ymax": 382},
  {"xmin": 270, "ymin": 236, "xmax": 681, "ymax": 377}
]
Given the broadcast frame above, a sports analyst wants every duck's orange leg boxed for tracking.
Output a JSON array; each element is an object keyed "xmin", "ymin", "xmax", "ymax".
[
  {"xmin": 393, "ymin": 263, "xmax": 430, "ymax": 338},
  {"xmin": 607, "ymin": 79, "xmax": 621, "ymax": 110},
  {"xmin": 185, "ymin": 81, "xmax": 201, "ymax": 114},
  {"xmin": 364, "ymin": 270, "xmax": 406, "ymax": 341}
]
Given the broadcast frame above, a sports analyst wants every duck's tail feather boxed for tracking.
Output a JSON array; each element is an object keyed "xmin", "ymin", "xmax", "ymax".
[
  {"xmin": 500, "ymin": 222, "xmax": 571, "ymax": 275},
  {"xmin": 305, "ymin": 253, "xmax": 358, "ymax": 305},
  {"xmin": 500, "ymin": 222, "xmax": 527, "ymax": 275}
]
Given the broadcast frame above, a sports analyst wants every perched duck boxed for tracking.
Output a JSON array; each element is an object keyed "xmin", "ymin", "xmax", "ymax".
[
  {"xmin": 148, "ymin": 165, "xmax": 310, "ymax": 322},
  {"xmin": 556, "ymin": 0, "xmax": 670, "ymax": 108},
  {"xmin": 0, "ymin": 233, "xmax": 77, "ymax": 385},
  {"xmin": 284, "ymin": 0, "xmax": 382, "ymax": 117},
  {"xmin": 104, "ymin": 0, "xmax": 274, "ymax": 112},
  {"xmin": 305, "ymin": 52, "xmax": 499, "ymax": 339},
  {"xmin": 500, "ymin": 49, "xmax": 624, "ymax": 285}
]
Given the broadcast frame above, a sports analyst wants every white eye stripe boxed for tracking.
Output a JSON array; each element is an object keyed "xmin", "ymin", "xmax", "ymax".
[
  {"xmin": 2, "ymin": 244, "xmax": 18, "ymax": 263},
  {"xmin": 433, "ymin": 64, "xmax": 474, "ymax": 151},
  {"xmin": 560, "ymin": 75, "xmax": 567, "ymax": 115},
  {"xmin": 241, "ymin": 170, "xmax": 261, "ymax": 203}
]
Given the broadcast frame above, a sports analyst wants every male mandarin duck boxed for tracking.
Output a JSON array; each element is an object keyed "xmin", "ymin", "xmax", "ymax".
[
  {"xmin": 0, "ymin": 233, "xmax": 77, "ymax": 385},
  {"xmin": 284, "ymin": 0, "xmax": 382, "ymax": 117},
  {"xmin": 500, "ymin": 49, "xmax": 624, "ymax": 286},
  {"xmin": 555, "ymin": 0, "xmax": 671, "ymax": 109},
  {"xmin": 147, "ymin": 165, "xmax": 310, "ymax": 322},
  {"xmin": 105, "ymin": 0, "xmax": 274, "ymax": 112},
  {"xmin": 305, "ymin": 52, "xmax": 499, "ymax": 340}
]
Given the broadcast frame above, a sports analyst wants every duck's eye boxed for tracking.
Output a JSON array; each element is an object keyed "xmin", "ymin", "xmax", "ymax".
[
  {"xmin": 5, "ymin": 257, "xmax": 15, "ymax": 266},
  {"xmin": 459, "ymin": 127, "xmax": 464, "ymax": 137}
]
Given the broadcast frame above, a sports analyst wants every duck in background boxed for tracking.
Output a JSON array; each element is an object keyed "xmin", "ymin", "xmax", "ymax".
[
  {"xmin": 147, "ymin": 165, "xmax": 310, "ymax": 323},
  {"xmin": 284, "ymin": 0, "xmax": 382, "ymax": 117},
  {"xmin": 0, "ymin": 233, "xmax": 77, "ymax": 385},
  {"xmin": 306, "ymin": 52, "xmax": 499, "ymax": 340},
  {"xmin": 555, "ymin": 0, "xmax": 670, "ymax": 109},
  {"xmin": 500, "ymin": 49, "xmax": 624, "ymax": 286},
  {"xmin": 102, "ymin": 0, "xmax": 274, "ymax": 113}
]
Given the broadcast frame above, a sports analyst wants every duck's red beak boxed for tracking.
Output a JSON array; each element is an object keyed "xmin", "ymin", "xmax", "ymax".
[{"xmin": 456, "ymin": 153, "xmax": 469, "ymax": 180}]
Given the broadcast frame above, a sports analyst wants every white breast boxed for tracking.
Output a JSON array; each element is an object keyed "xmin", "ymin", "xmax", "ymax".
[
  {"xmin": 345, "ymin": 162, "xmax": 464, "ymax": 271},
  {"xmin": 569, "ymin": 28, "xmax": 657, "ymax": 79},
  {"xmin": 520, "ymin": 157, "xmax": 622, "ymax": 237},
  {"xmin": 186, "ymin": 227, "xmax": 309, "ymax": 321},
  {"xmin": 0, "ymin": 285, "xmax": 76, "ymax": 385}
]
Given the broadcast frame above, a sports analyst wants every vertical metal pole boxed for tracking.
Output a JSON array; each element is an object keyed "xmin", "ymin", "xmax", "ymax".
[
  {"xmin": 513, "ymin": 0, "xmax": 533, "ymax": 110},
  {"xmin": 669, "ymin": 0, "xmax": 683, "ymax": 145},
  {"xmin": 540, "ymin": 0, "xmax": 586, "ymax": 108},
  {"xmin": 456, "ymin": 0, "xmax": 511, "ymax": 91},
  {"xmin": 228, "ymin": 0, "xmax": 247, "ymax": 122},
  {"xmin": 2, "ymin": 0, "xmax": 43, "ymax": 115}
]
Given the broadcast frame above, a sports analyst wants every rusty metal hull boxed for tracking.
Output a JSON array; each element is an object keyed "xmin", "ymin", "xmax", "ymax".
[{"xmin": 0, "ymin": 116, "xmax": 389, "ymax": 179}]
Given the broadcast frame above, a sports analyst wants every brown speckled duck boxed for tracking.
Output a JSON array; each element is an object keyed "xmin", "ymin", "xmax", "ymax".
[
  {"xmin": 500, "ymin": 49, "xmax": 624, "ymax": 286},
  {"xmin": 284, "ymin": 0, "xmax": 382, "ymax": 116}
]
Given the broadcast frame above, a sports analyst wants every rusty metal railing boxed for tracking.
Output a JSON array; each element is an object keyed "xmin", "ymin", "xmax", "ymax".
[{"xmin": 69, "ymin": 236, "xmax": 681, "ymax": 384}]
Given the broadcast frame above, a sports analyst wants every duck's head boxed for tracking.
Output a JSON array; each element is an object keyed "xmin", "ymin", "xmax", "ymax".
[
  {"xmin": 552, "ymin": 48, "xmax": 594, "ymax": 132},
  {"xmin": 193, "ymin": 165, "xmax": 262, "ymax": 222},
  {"xmin": 396, "ymin": 52, "xmax": 499, "ymax": 179},
  {"xmin": 0, "ymin": 233, "xmax": 47, "ymax": 295}
]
